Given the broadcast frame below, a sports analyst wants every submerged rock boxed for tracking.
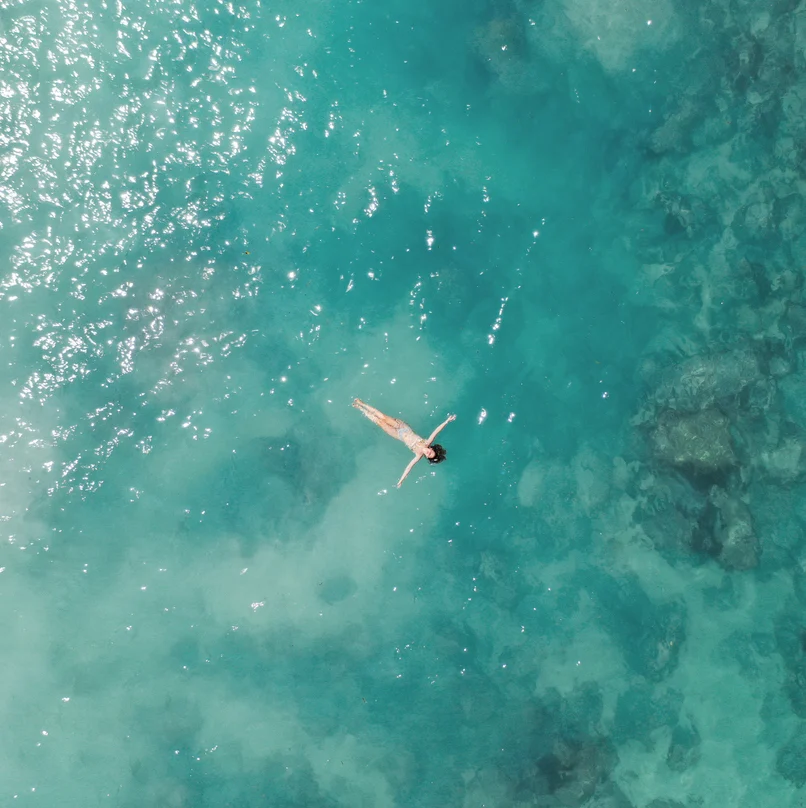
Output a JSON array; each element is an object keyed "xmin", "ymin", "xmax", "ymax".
[
  {"xmin": 511, "ymin": 686, "xmax": 617, "ymax": 808},
  {"xmin": 587, "ymin": 571, "xmax": 686, "ymax": 681},
  {"xmin": 784, "ymin": 303, "xmax": 806, "ymax": 343},
  {"xmin": 777, "ymin": 725, "xmax": 806, "ymax": 787},
  {"xmin": 784, "ymin": 661, "xmax": 806, "ymax": 719},
  {"xmin": 640, "ymin": 498, "xmax": 703, "ymax": 557},
  {"xmin": 774, "ymin": 611, "xmax": 806, "ymax": 718},
  {"xmin": 613, "ymin": 684, "xmax": 683, "ymax": 748},
  {"xmin": 656, "ymin": 191, "xmax": 716, "ymax": 237},
  {"xmin": 546, "ymin": 681, "xmax": 605, "ymax": 740},
  {"xmin": 760, "ymin": 437, "xmax": 805, "ymax": 482},
  {"xmin": 732, "ymin": 195, "xmax": 777, "ymax": 242},
  {"xmin": 652, "ymin": 409, "xmax": 736, "ymax": 477},
  {"xmin": 533, "ymin": 737, "xmax": 617, "ymax": 807},
  {"xmin": 634, "ymin": 471, "xmax": 714, "ymax": 559},
  {"xmin": 573, "ymin": 445, "xmax": 612, "ymax": 515},
  {"xmin": 649, "ymin": 349, "xmax": 760, "ymax": 413},
  {"xmin": 710, "ymin": 488, "xmax": 760, "ymax": 570},
  {"xmin": 779, "ymin": 371, "xmax": 806, "ymax": 429},
  {"xmin": 666, "ymin": 722, "xmax": 701, "ymax": 772},
  {"xmin": 635, "ymin": 469, "xmax": 760, "ymax": 569},
  {"xmin": 648, "ymin": 100, "xmax": 699, "ymax": 155},
  {"xmin": 794, "ymin": 570, "xmax": 806, "ymax": 606},
  {"xmin": 584, "ymin": 782, "xmax": 635, "ymax": 808}
]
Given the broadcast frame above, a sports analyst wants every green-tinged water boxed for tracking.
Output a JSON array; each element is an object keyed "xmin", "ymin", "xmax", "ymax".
[{"xmin": 3, "ymin": 0, "xmax": 806, "ymax": 806}]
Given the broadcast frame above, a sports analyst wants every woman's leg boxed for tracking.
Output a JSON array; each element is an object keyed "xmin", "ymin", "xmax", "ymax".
[
  {"xmin": 353, "ymin": 398, "xmax": 387, "ymax": 422},
  {"xmin": 353, "ymin": 399, "xmax": 403, "ymax": 437}
]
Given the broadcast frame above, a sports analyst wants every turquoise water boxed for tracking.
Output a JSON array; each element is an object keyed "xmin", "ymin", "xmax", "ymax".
[{"xmin": 3, "ymin": 0, "xmax": 806, "ymax": 805}]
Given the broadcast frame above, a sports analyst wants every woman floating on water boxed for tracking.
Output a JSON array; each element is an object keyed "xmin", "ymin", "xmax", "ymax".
[{"xmin": 352, "ymin": 398, "xmax": 456, "ymax": 488}]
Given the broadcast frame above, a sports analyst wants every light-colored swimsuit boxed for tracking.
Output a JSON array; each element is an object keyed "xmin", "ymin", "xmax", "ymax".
[{"xmin": 397, "ymin": 423, "xmax": 425, "ymax": 453}]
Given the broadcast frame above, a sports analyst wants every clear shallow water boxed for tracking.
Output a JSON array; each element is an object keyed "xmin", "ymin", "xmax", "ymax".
[{"xmin": 3, "ymin": 0, "xmax": 806, "ymax": 805}]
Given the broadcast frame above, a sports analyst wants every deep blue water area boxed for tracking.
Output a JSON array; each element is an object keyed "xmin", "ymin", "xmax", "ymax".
[{"xmin": 3, "ymin": 0, "xmax": 806, "ymax": 806}]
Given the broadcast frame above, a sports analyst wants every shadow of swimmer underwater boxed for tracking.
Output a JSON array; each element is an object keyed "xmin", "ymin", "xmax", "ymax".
[{"xmin": 352, "ymin": 398, "xmax": 456, "ymax": 488}]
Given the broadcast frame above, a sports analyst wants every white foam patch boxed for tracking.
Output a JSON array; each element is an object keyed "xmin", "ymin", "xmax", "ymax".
[
  {"xmin": 530, "ymin": 0, "xmax": 678, "ymax": 74},
  {"xmin": 194, "ymin": 457, "xmax": 441, "ymax": 640},
  {"xmin": 0, "ymin": 480, "xmax": 420, "ymax": 803},
  {"xmin": 0, "ymin": 299, "xmax": 470, "ymax": 805}
]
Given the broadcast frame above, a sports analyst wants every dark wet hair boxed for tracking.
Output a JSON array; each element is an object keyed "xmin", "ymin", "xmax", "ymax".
[{"xmin": 427, "ymin": 443, "xmax": 446, "ymax": 464}]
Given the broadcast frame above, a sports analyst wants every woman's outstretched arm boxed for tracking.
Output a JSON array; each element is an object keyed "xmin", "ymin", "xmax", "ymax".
[
  {"xmin": 426, "ymin": 413, "xmax": 456, "ymax": 446},
  {"xmin": 397, "ymin": 455, "xmax": 421, "ymax": 488}
]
